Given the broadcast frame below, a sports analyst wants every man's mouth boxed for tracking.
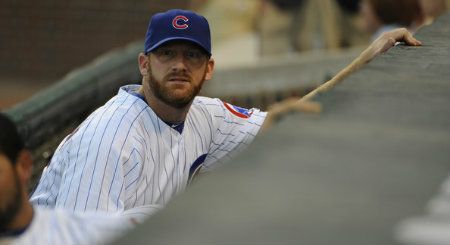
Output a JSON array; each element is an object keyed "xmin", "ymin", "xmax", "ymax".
[{"xmin": 168, "ymin": 77, "xmax": 190, "ymax": 83}]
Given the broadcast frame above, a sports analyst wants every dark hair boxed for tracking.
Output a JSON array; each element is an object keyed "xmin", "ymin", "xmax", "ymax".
[
  {"xmin": 336, "ymin": 0, "xmax": 361, "ymax": 14},
  {"xmin": 0, "ymin": 113, "xmax": 24, "ymax": 164},
  {"xmin": 270, "ymin": 0, "xmax": 305, "ymax": 12},
  {"xmin": 368, "ymin": 0, "xmax": 423, "ymax": 26}
]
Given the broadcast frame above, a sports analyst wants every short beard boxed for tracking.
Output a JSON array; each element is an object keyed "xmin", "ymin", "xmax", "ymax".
[
  {"xmin": 147, "ymin": 68, "xmax": 206, "ymax": 109},
  {"xmin": 0, "ymin": 171, "xmax": 23, "ymax": 232}
]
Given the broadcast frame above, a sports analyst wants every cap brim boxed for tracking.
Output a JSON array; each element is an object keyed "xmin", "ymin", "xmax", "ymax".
[{"xmin": 146, "ymin": 37, "xmax": 211, "ymax": 55}]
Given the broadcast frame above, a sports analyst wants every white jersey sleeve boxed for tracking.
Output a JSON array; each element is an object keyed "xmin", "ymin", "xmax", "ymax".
[
  {"xmin": 194, "ymin": 97, "xmax": 267, "ymax": 172},
  {"xmin": 31, "ymin": 92, "xmax": 147, "ymax": 212},
  {"xmin": 29, "ymin": 136, "xmax": 71, "ymax": 208}
]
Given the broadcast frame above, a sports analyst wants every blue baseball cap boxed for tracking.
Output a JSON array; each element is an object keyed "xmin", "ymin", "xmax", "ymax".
[{"xmin": 144, "ymin": 9, "xmax": 211, "ymax": 55}]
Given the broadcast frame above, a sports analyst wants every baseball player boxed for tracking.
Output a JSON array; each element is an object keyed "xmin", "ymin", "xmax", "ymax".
[
  {"xmin": 0, "ymin": 113, "xmax": 153, "ymax": 245},
  {"xmin": 30, "ymin": 9, "xmax": 421, "ymax": 213}
]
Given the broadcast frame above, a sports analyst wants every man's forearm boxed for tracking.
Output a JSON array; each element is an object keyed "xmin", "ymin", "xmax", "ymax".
[
  {"xmin": 261, "ymin": 99, "xmax": 322, "ymax": 132},
  {"xmin": 300, "ymin": 28, "xmax": 422, "ymax": 102}
]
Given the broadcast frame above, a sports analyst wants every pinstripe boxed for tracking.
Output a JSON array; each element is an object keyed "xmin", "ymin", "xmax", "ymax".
[
  {"xmin": 144, "ymin": 110, "xmax": 161, "ymax": 203},
  {"xmin": 124, "ymin": 159, "xmax": 140, "ymax": 179},
  {"xmin": 35, "ymin": 154, "xmax": 60, "ymax": 205},
  {"xmin": 43, "ymin": 150, "xmax": 64, "ymax": 206},
  {"xmin": 169, "ymin": 129, "xmax": 176, "ymax": 191},
  {"xmin": 246, "ymin": 131, "xmax": 257, "ymax": 137},
  {"xmin": 155, "ymin": 119, "xmax": 168, "ymax": 204},
  {"xmin": 213, "ymin": 115, "xmax": 245, "ymax": 125},
  {"xmin": 60, "ymin": 106, "xmax": 103, "ymax": 207},
  {"xmin": 72, "ymin": 99, "xmax": 125, "ymax": 211},
  {"xmin": 183, "ymin": 137, "xmax": 188, "ymax": 179},
  {"xmin": 176, "ymin": 135, "xmax": 183, "ymax": 192},
  {"xmin": 113, "ymin": 181, "xmax": 124, "ymax": 212},
  {"xmin": 216, "ymin": 128, "xmax": 236, "ymax": 137},
  {"xmin": 246, "ymin": 120, "xmax": 263, "ymax": 127},
  {"xmin": 189, "ymin": 116, "xmax": 206, "ymax": 151},
  {"xmin": 124, "ymin": 163, "xmax": 141, "ymax": 189},
  {"xmin": 209, "ymin": 144, "xmax": 230, "ymax": 156},
  {"xmin": 143, "ymin": 175, "xmax": 148, "ymax": 205},
  {"xmin": 86, "ymin": 97, "xmax": 137, "ymax": 210},
  {"xmin": 195, "ymin": 100, "xmax": 215, "ymax": 144},
  {"xmin": 239, "ymin": 130, "xmax": 257, "ymax": 137},
  {"xmin": 208, "ymin": 142, "xmax": 223, "ymax": 156},
  {"xmin": 133, "ymin": 187, "xmax": 138, "ymax": 207},
  {"xmin": 140, "ymin": 135, "xmax": 154, "ymax": 203},
  {"xmin": 201, "ymin": 103, "xmax": 221, "ymax": 107},
  {"xmin": 88, "ymin": 98, "xmax": 140, "ymax": 210},
  {"xmin": 58, "ymin": 141, "xmax": 73, "ymax": 199},
  {"xmin": 172, "ymin": 132, "xmax": 180, "ymax": 193},
  {"xmin": 140, "ymin": 116, "xmax": 157, "ymax": 203},
  {"xmin": 104, "ymin": 106, "xmax": 147, "ymax": 210}
]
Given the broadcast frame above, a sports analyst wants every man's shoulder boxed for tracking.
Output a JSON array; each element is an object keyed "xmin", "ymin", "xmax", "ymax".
[
  {"xmin": 94, "ymin": 87, "xmax": 149, "ymax": 122},
  {"xmin": 193, "ymin": 96, "xmax": 219, "ymax": 104},
  {"xmin": 62, "ymin": 88, "xmax": 148, "ymax": 144},
  {"xmin": 192, "ymin": 96, "xmax": 223, "ymax": 109}
]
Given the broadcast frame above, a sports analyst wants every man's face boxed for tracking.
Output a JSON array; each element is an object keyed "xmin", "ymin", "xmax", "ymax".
[
  {"xmin": 142, "ymin": 41, "xmax": 214, "ymax": 108},
  {"xmin": 0, "ymin": 154, "xmax": 22, "ymax": 231}
]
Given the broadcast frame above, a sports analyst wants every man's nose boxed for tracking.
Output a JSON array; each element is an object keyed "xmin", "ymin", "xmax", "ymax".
[{"xmin": 170, "ymin": 53, "xmax": 189, "ymax": 72}]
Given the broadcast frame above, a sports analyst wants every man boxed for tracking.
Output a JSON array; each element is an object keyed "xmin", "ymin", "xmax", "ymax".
[
  {"xmin": 0, "ymin": 113, "xmax": 142, "ymax": 245},
  {"xmin": 30, "ymin": 9, "xmax": 421, "ymax": 213}
]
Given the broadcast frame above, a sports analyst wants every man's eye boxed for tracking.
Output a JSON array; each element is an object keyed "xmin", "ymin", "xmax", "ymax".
[
  {"xmin": 161, "ymin": 50, "xmax": 174, "ymax": 56},
  {"xmin": 155, "ymin": 49, "xmax": 174, "ymax": 57},
  {"xmin": 186, "ymin": 50, "xmax": 202, "ymax": 58}
]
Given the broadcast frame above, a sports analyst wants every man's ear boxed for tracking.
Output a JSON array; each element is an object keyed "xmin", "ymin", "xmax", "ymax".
[
  {"xmin": 14, "ymin": 150, "xmax": 33, "ymax": 185},
  {"xmin": 204, "ymin": 57, "xmax": 215, "ymax": 81},
  {"xmin": 138, "ymin": 53, "xmax": 149, "ymax": 76}
]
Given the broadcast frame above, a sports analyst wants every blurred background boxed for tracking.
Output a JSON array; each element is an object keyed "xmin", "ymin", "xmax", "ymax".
[
  {"xmin": 1, "ymin": 2, "xmax": 449, "ymax": 245},
  {"xmin": 1, "ymin": 0, "xmax": 448, "ymax": 109},
  {"xmin": 2, "ymin": 0, "xmax": 449, "ymax": 178}
]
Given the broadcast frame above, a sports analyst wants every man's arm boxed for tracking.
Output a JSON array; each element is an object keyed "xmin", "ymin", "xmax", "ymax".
[
  {"xmin": 261, "ymin": 28, "xmax": 422, "ymax": 131},
  {"xmin": 261, "ymin": 98, "xmax": 322, "ymax": 132},
  {"xmin": 300, "ymin": 28, "xmax": 422, "ymax": 101}
]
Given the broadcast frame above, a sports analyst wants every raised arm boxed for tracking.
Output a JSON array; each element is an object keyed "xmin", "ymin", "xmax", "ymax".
[
  {"xmin": 300, "ymin": 28, "xmax": 422, "ymax": 101},
  {"xmin": 261, "ymin": 28, "xmax": 421, "ymax": 132}
]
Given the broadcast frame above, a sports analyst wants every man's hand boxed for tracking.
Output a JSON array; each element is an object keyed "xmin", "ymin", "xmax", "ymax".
[
  {"xmin": 261, "ymin": 98, "xmax": 322, "ymax": 132},
  {"xmin": 360, "ymin": 28, "xmax": 422, "ymax": 65},
  {"xmin": 300, "ymin": 28, "xmax": 422, "ymax": 102}
]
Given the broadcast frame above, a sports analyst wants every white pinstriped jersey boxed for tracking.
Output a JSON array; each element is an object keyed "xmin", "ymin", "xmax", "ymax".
[
  {"xmin": 0, "ymin": 207, "xmax": 133, "ymax": 245},
  {"xmin": 30, "ymin": 85, "xmax": 266, "ymax": 212}
]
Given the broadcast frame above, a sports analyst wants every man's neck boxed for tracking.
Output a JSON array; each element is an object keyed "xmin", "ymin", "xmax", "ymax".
[{"xmin": 138, "ymin": 86, "xmax": 191, "ymax": 124}]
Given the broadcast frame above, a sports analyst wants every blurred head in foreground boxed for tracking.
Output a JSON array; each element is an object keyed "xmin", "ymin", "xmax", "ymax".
[
  {"xmin": 360, "ymin": 0, "xmax": 424, "ymax": 39},
  {"xmin": 419, "ymin": 0, "xmax": 448, "ymax": 24},
  {"xmin": 0, "ymin": 113, "xmax": 33, "ymax": 233}
]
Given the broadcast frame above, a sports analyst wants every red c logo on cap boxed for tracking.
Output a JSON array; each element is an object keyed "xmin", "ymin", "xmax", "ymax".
[{"xmin": 172, "ymin": 15, "xmax": 189, "ymax": 29}]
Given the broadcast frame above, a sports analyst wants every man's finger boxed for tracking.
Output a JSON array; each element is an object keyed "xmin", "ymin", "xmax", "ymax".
[
  {"xmin": 403, "ymin": 32, "xmax": 422, "ymax": 46},
  {"xmin": 395, "ymin": 28, "xmax": 422, "ymax": 46}
]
